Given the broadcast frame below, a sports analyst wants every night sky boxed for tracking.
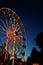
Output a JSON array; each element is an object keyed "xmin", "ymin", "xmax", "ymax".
[{"xmin": 0, "ymin": 0, "xmax": 43, "ymax": 60}]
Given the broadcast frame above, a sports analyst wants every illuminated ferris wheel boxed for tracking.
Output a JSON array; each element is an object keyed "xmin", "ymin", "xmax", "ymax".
[{"xmin": 0, "ymin": 8, "xmax": 27, "ymax": 61}]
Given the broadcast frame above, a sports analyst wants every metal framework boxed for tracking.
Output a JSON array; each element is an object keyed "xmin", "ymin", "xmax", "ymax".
[{"xmin": 0, "ymin": 8, "xmax": 27, "ymax": 64}]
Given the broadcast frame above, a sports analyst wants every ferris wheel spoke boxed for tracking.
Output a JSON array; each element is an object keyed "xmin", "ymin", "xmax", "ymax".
[
  {"xmin": 0, "ymin": 25, "xmax": 6, "ymax": 32},
  {"xmin": 18, "ymin": 42, "xmax": 23, "ymax": 52},
  {"xmin": 1, "ymin": 19, "xmax": 7, "ymax": 29},
  {"xmin": 17, "ymin": 47, "xmax": 22, "ymax": 55},
  {"xmin": 18, "ymin": 42, "xmax": 25, "ymax": 49},
  {"xmin": 2, "ymin": 11, "xmax": 9, "ymax": 28},
  {"xmin": 13, "ymin": 18, "xmax": 15, "ymax": 25},
  {"xmin": 15, "ymin": 23, "xmax": 18, "ymax": 29},
  {"xmin": 18, "ymin": 31, "xmax": 22, "ymax": 34},
  {"xmin": 2, "ymin": 11, "xmax": 5, "ymax": 15},
  {"xmin": 19, "ymin": 35, "xmax": 23, "ymax": 38},
  {"xmin": 5, "ymin": 18, "xmax": 8, "ymax": 28},
  {"xmin": 19, "ymin": 35, "xmax": 26, "ymax": 41},
  {"xmin": 17, "ymin": 26, "xmax": 20, "ymax": 31},
  {"xmin": 16, "ymin": 46, "xmax": 20, "ymax": 54},
  {"xmin": 20, "ymin": 49, "xmax": 23, "ymax": 55},
  {"xmin": 18, "ymin": 29, "xmax": 25, "ymax": 35},
  {"xmin": 16, "ymin": 49, "xmax": 21, "ymax": 55},
  {"xmin": 9, "ymin": 17, "xmax": 13, "ymax": 25}
]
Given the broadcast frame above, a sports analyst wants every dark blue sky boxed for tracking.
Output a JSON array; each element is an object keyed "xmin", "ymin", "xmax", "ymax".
[{"xmin": 0, "ymin": 0, "xmax": 43, "ymax": 60}]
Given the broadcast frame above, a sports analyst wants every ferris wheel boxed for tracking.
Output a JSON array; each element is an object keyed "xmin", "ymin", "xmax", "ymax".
[{"xmin": 0, "ymin": 8, "xmax": 27, "ymax": 61}]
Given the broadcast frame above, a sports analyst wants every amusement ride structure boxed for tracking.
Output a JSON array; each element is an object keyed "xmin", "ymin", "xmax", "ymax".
[{"xmin": 0, "ymin": 8, "xmax": 27, "ymax": 65}]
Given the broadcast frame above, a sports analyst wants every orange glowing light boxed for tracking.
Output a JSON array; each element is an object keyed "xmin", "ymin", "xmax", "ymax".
[
  {"xmin": 5, "ymin": 8, "xmax": 9, "ymax": 12},
  {"xmin": 5, "ymin": 52, "xmax": 8, "ymax": 60},
  {"xmin": 18, "ymin": 62, "xmax": 22, "ymax": 65},
  {"xmin": 15, "ymin": 16, "xmax": 20, "ymax": 21},
  {"xmin": 4, "ymin": 23, "xmax": 19, "ymax": 60},
  {"xmin": 32, "ymin": 63, "xmax": 39, "ymax": 65},
  {"xmin": 10, "ymin": 12, "xmax": 14, "ymax": 16},
  {"xmin": 19, "ymin": 23, "xmax": 23, "ymax": 27}
]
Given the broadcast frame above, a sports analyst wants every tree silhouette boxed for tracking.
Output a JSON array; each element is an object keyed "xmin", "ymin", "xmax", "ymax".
[
  {"xmin": 26, "ymin": 56, "xmax": 32, "ymax": 65},
  {"xmin": 31, "ymin": 48, "xmax": 40, "ymax": 63},
  {"xmin": 34, "ymin": 32, "xmax": 43, "ymax": 64},
  {"xmin": 35, "ymin": 32, "xmax": 43, "ymax": 51},
  {"xmin": 26, "ymin": 32, "xmax": 43, "ymax": 65}
]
